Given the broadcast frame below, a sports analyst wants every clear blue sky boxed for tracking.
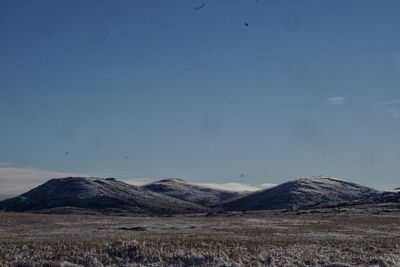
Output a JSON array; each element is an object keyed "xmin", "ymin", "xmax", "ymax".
[{"xmin": 1, "ymin": 0, "xmax": 400, "ymax": 189}]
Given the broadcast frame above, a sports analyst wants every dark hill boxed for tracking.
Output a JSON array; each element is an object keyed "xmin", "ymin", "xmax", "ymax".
[{"xmin": 0, "ymin": 177, "xmax": 208, "ymax": 214}]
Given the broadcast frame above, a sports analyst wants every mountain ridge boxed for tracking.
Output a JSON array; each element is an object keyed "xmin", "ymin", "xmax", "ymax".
[
  {"xmin": 0, "ymin": 176, "xmax": 397, "ymax": 214},
  {"xmin": 0, "ymin": 177, "xmax": 208, "ymax": 214},
  {"xmin": 143, "ymin": 178, "xmax": 242, "ymax": 208}
]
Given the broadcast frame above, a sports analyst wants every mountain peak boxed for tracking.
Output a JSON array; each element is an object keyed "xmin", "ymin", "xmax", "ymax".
[
  {"xmin": 303, "ymin": 176, "xmax": 336, "ymax": 182},
  {"xmin": 298, "ymin": 176, "xmax": 344, "ymax": 183},
  {"xmin": 0, "ymin": 177, "xmax": 207, "ymax": 214},
  {"xmin": 224, "ymin": 177, "xmax": 379, "ymax": 211},
  {"xmin": 157, "ymin": 178, "xmax": 187, "ymax": 183}
]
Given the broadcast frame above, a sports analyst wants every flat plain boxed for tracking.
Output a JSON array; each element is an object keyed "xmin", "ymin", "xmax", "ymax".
[{"xmin": 0, "ymin": 207, "xmax": 399, "ymax": 266}]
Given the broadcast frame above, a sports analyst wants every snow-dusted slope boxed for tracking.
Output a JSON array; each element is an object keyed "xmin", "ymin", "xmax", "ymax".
[
  {"xmin": 224, "ymin": 177, "xmax": 380, "ymax": 211},
  {"xmin": 143, "ymin": 178, "xmax": 241, "ymax": 208},
  {"xmin": 0, "ymin": 177, "xmax": 208, "ymax": 214},
  {"xmin": 365, "ymin": 191, "xmax": 400, "ymax": 204}
]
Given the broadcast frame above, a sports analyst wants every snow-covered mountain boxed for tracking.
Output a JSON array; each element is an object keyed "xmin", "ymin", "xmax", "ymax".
[
  {"xmin": 143, "ymin": 178, "xmax": 241, "ymax": 208},
  {"xmin": 224, "ymin": 177, "xmax": 380, "ymax": 211},
  {"xmin": 0, "ymin": 176, "xmax": 396, "ymax": 214},
  {"xmin": 0, "ymin": 177, "xmax": 208, "ymax": 214}
]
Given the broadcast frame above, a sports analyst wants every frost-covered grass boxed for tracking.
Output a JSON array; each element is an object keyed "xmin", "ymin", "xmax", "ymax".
[
  {"xmin": 0, "ymin": 211, "xmax": 399, "ymax": 266},
  {"xmin": 1, "ymin": 238, "xmax": 398, "ymax": 266}
]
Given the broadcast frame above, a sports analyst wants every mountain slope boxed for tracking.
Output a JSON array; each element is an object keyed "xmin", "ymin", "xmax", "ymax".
[
  {"xmin": 224, "ymin": 177, "xmax": 380, "ymax": 211},
  {"xmin": 143, "ymin": 178, "xmax": 241, "ymax": 208},
  {"xmin": 364, "ymin": 191, "xmax": 400, "ymax": 204},
  {"xmin": 0, "ymin": 177, "xmax": 208, "ymax": 214}
]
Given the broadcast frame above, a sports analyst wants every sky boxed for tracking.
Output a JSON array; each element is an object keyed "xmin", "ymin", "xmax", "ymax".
[{"xmin": 1, "ymin": 0, "xmax": 400, "ymax": 198}]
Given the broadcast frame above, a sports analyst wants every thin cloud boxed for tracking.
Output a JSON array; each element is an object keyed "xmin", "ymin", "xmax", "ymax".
[
  {"xmin": 0, "ymin": 162, "xmax": 85, "ymax": 200},
  {"xmin": 372, "ymin": 98, "xmax": 400, "ymax": 106},
  {"xmin": 326, "ymin": 96, "xmax": 346, "ymax": 106},
  {"xmin": 127, "ymin": 179, "xmax": 277, "ymax": 192},
  {"xmin": 196, "ymin": 182, "xmax": 276, "ymax": 192},
  {"xmin": 259, "ymin": 183, "xmax": 277, "ymax": 189},
  {"xmin": 123, "ymin": 178, "xmax": 156, "ymax": 186},
  {"xmin": 371, "ymin": 98, "xmax": 400, "ymax": 118},
  {"xmin": 387, "ymin": 109, "xmax": 400, "ymax": 119}
]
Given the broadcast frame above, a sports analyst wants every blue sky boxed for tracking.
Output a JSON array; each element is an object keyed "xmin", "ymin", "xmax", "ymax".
[{"xmin": 1, "ymin": 0, "xmax": 400, "ymax": 194}]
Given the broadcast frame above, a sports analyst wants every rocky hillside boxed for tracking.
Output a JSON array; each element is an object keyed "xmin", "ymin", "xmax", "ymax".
[
  {"xmin": 224, "ymin": 177, "xmax": 380, "ymax": 211},
  {"xmin": 0, "ymin": 177, "xmax": 207, "ymax": 214},
  {"xmin": 363, "ymin": 191, "xmax": 400, "ymax": 204},
  {"xmin": 143, "ymin": 178, "xmax": 241, "ymax": 208}
]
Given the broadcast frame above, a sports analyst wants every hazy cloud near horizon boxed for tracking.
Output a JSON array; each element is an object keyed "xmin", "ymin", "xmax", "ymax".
[
  {"xmin": 124, "ymin": 179, "xmax": 275, "ymax": 192},
  {"xmin": 195, "ymin": 182, "xmax": 276, "ymax": 192},
  {"xmin": 0, "ymin": 162, "xmax": 85, "ymax": 200},
  {"xmin": 0, "ymin": 163, "xmax": 275, "ymax": 200}
]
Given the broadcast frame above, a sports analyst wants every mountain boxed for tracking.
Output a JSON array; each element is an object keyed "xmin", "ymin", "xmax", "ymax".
[
  {"xmin": 0, "ymin": 176, "xmax": 391, "ymax": 214},
  {"xmin": 143, "ymin": 178, "xmax": 242, "ymax": 208},
  {"xmin": 0, "ymin": 177, "xmax": 208, "ymax": 214},
  {"xmin": 364, "ymin": 191, "xmax": 400, "ymax": 204},
  {"xmin": 224, "ymin": 177, "xmax": 380, "ymax": 211}
]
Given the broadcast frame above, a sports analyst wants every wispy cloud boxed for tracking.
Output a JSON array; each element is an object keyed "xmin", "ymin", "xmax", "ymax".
[
  {"xmin": 387, "ymin": 109, "xmax": 400, "ymax": 119},
  {"xmin": 259, "ymin": 183, "xmax": 277, "ymax": 188},
  {"xmin": 195, "ymin": 182, "xmax": 276, "ymax": 192},
  {"xmin": 372, "ymin": 98, "xmax": 400, "ymax": 106},
  {"xmin": 326, "ymin": 96, "xmax": 346, "ymax": 106},
  {"xmin": 370, "ymin": 98, "xmax": 400, "ymax": 119},
  {"xmin": 0, "ymin": 162, "xmax": 85, "ymax": 200}
]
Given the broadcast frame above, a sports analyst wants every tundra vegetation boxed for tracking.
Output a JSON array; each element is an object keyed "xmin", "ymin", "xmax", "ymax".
[{"xmin": 0, "ymin": 209, "xmax": 399, "ymax": 267}]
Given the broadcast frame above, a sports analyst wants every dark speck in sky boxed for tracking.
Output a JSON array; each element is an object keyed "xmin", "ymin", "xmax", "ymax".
[
  {"xmin": 244, "ymin": 22, "xmax": 249, "ymax": 27},
  {"xmin": 194, "ymin": 3, "xmax": 205, "ymax": 10}
]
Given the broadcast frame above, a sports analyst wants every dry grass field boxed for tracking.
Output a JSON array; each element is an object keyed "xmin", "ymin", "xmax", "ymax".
[{"xmin": 0, "ymin": 208, "xmax": 399, "ymax": 266}]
